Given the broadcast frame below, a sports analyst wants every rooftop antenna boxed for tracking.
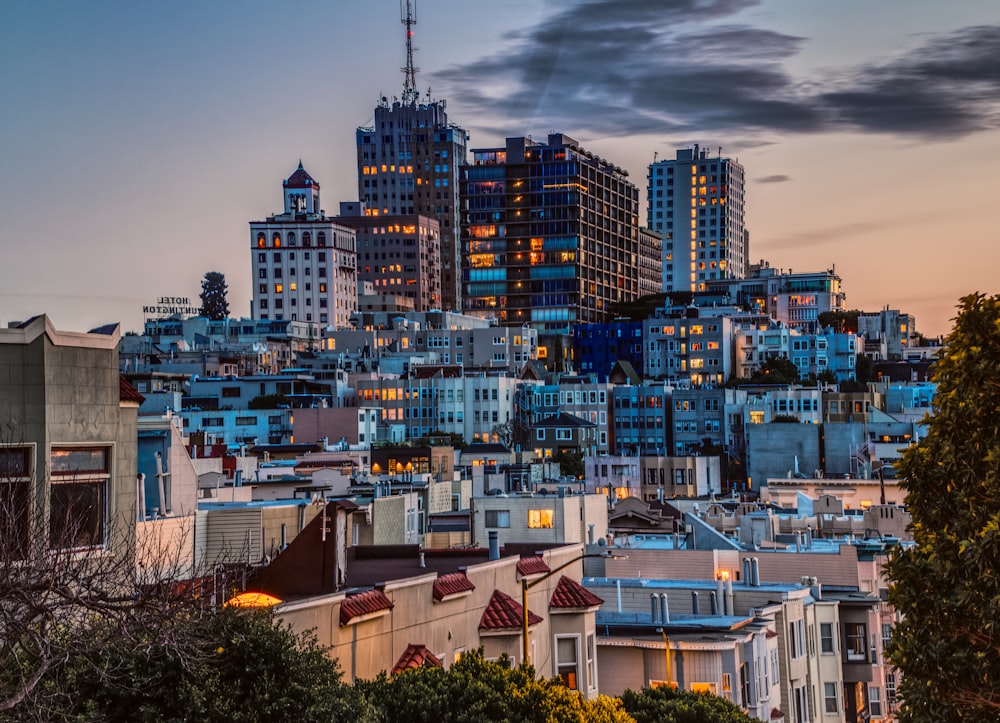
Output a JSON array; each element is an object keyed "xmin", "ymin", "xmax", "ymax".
[{"xmin": 401, "ymin": 0, "xmax": 419, "ymax": 105}]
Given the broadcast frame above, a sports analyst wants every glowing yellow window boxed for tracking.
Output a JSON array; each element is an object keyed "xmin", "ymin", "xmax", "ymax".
[
  {"xmin": 275, "ymin": 284, "xmax": 283, "ymax": 293},
  {"xmin": 320, "ymin": 283, "xmax": 327, "ymax": 293},
  {"xmin": 289, "ymin": 282, "xmax": 296, "ymax": 291},
  {"xmin": 527, "ymin": 509, "xmax": 554, "ymax": 529}
]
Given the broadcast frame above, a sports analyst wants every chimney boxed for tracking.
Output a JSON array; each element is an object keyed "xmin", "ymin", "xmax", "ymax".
[
  {"xmin": 691, "ymin": 591, "xmax": 700, "ymax": 616},
  {"xmin": 651, "ymin": 594, "xmax": 660, "ymax": 624},
  {"xmin": 488, "ymin": 530, "xmax": 500, "ymax": 561},
  {"xmin": 725, "ymin": 578, "xmax": 734, "ymax": 616},
  {"xmin": 751, "ymin": 557, "xmax": 760, "ymax": 587},
  {"xmin": 710, "ymin": 591, "xmax": 719, "ymax": 615},
  {"xmin": 743, "ymin": 558, "xmax": 752, "ymax": 584},
  {"xmin": 418, "ymin": 551, "xmax": 426, "ymax": 568},
  {"xmin": 716, "ymin": 578, "xmax": 725, "ymax": 614},
  {"xmin": 660, "ymin": 593, "xmax": 670, "ymax": 624}
]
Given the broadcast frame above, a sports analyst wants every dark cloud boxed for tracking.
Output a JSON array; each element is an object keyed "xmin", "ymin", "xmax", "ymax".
[
  {"xmin": 756, "ymin": 174, "xmax": 789, "ymax": 184},
  {"xmin": 433, "ymin": 1, "xmax": 1000, "ymax": 142}
]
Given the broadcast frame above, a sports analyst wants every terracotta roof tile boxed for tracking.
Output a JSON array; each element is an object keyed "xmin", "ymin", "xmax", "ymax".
[
  {"xmin": 433, "ymin": 572, "xmax": 475, "ymax": 601},
  {"xmin": 479, "ymin": 590, "xmax": 542, "ymax": 632},
  {"xmin": 549, "ymin": 576, "xmax": 604, "ymax": 610},
  {"xmin": 391, "ymin": 643, "xmax": 443, "ymax": 675},
  {"xmin": 284, "ymin": 161, "xmax": 318, "ymax": 188},
  {"xmin": 517, "ymin": 556, "xmax": 550, "ymax": 577},
  {"xmin": 340, "ymin": 589, "xmax": 393, "ymax": 626},
  {"xmin": 119, "ymin": 376, "xmax": 145, "ymax": 404}
]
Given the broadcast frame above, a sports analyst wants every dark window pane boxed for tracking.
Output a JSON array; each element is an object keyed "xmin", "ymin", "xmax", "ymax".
[
  {"xmin": 50, "ymin": 481, "xmax": 105, "ymax": 549},
  {"xmin": 0, "ymin": 447, "xmax": 30, "ymax": 477},
  {"xmin": 1, "ymin": 480, "xmax": 30, "ymax": 559}
]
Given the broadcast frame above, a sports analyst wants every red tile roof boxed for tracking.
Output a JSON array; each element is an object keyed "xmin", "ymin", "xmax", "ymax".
[
  {"xmin": 549, "ymin": 576, "xmax": 604, "ymax": 610},
  {"xmin": 391, "ymin": 643, "xmax": 443, "ymax": 675},
  {"xmin": 517, "ymin": 556, "xmax": 550, "ymax": 577},
  {"xmin": 119, "ymin": 376, "xmax": 145, "ymax": 404},
  {"xmin": 771, "ymin": 708, "xmax": 785, "ymax": 720},
  {"xmin": 433, "ymin": 572, "xmax": 475, "ymax": 602},
  {"xmin": 340, "ymin": 589, "xmax": 394, "ymax": 626},
  {"xmin": 479, "ymin": 590, "xmax": 542, "ymax": 632},
  {"xmin": 284, "ymin": 161, "xmax": 318, "ymax": 188}
]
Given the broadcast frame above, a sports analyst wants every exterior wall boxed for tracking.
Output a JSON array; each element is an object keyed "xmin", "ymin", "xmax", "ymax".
[
  {"xmin": 0, "ymin": 316, "xmax": 136, "ymax": 561},
  {"xmin": 643, "ymin": 315, "xmax": 734, "ymax": 386},
  {"xmin": 275, "ymin": 545, "xmax": 599, "ymax": 697},
  {"xmin": 473, "ymin": 493, "xmax": 608, "ymax": 549},
  {"xmin": 292, "ymin": 407, "xmax": 363, "ymax": 446},
  {"xmin": 604, "ymin": 549, "xmax": 741, "ymax": 583},
  {"xmin": 746, "ymin": 423, "xmax": 821, "ymax": 491}
]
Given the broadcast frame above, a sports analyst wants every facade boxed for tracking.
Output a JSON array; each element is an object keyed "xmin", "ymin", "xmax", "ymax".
[
  {"xmin": 643, "ymin": 313, "xmax": 735, "ymax": 386},
  {"xmin": 250, "ymin": 163, "xmax": 358, "ymax": 329},
  {"xmin": 648, "ymin": 145, "xmax": 748, "ymax": 293},
  {"xmin": 0, "ymin": 316, "xmax": 138, "ymax": 560},
  {"xmin": 858, "ymin": 308, "xmax": 916, "ymax": 360},
  {"xmin": 337, "ymin": 203, "xmax": 442, "ymax": 311},
  {"xmin": 461, "ymin": 133, "xmax": 642, "ymax": 333},
  {"xmin": 610, "ymin": 383, "xmax": 672, "ymax": 456},
  {"xmin": 356, "ymin": 98, "xmax": 468, "ymax": 312},
  {"xmin": 573, "ymin": 320, "xmax": 645, "ymax": 383},
  {"xmin": 472, "ymin": 492, "xmax": 608, "ymax": 550},
  {"xmin": 637, "ymin": 227, "xmax": 663, "ymax": 297}
]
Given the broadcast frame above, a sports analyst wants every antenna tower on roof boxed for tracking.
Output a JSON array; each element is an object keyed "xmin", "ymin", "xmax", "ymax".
[{"xmin": 401, "ymin": 0, "xmax": 419, "ymax": 105}]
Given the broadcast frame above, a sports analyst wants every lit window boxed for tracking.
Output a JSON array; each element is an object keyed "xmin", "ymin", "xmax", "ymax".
[
  {"xmin": 275, "ymin": 284, "xmax": 283, "ymax": 293},
  {"xmin": 556, "ymin": 637, "xmax": 579, "ymax": 690},
  {"xmin": 527, "ymin": 509, "xmax": 554, "ymax": 528}
]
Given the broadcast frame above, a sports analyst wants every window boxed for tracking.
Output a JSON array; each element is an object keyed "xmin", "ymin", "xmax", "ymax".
[
  {"xmin": 527, "ymin": 509, "xmax": 554, "ymax": 528},
  {"xmin": 869, "ymin": 686, "xmax": 882, "ymax": 717},
  {"xmin": 824, "ymin": 682, "xmax": 839, "ymax": 713},
  {"xmin": 0, "ymin": 446, "xmax": 32, "ymax": 559},
  {"xmin": 845, "ymin": 622, "xmax": 867, "ymax": 661},
  {"xmin": 586, "ymin": 633, "xmax": 596, "ymax": 690},
  {"xmin": 820, "ymin": 622, "xmax": 835, "ymax": 653},
  {"xmin": 49, "ymin": 446, "xmax": 110, "ymax": 550},
  {"xmin": 235, "ymin": 416, "xmax": 257, "ymax": 426},
  {"xmin": 485, "ymin": 509, "xmax": 510, "ymax": 528},
  {"xmin": 886, "ymin": 673, "xmax": 897, "ymax": 704},
  {"xmin": 555, "ymin": 636, "xmax": 579, "ymax": 690}
]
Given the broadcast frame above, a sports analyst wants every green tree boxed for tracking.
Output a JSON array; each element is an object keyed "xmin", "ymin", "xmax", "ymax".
[
  {"xmin": 14, "ymin": 609, "xmax": 361, "ymax": 722},
  {"xmin": 621, "ymin": 684, "xmax": 758, "ymax": 723},
  {"xmin": 886, "ymin": 293, "xmax": 1000, "ymax": 720},
  {"xmin": 358, "ymin": 650, "xmax": 632, "ymax": 723},
  {"xmin": 552, "ymin": 449, "xmax": 585, "ymax": 479},
  {"xmin": 199, "ymin": 271, "xmax": 230, "ymax": 320},
  {"xmin": 248, "ymin": 393, "xmax": 292, "ymax": 409}
]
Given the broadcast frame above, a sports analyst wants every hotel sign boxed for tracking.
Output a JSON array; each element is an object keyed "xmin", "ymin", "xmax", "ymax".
[{"xmin": 143, "ymin": 296, "xmax": 201, "ymax": 317}]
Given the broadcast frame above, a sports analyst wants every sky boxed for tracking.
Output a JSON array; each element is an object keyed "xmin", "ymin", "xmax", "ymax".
[{"xmin": 2, "ymin": 0, "xmax": 999, "ymax": 338}]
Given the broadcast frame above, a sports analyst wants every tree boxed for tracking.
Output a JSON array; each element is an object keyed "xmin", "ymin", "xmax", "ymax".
[
  {"xmin": 199, "ymin": 271, "xmax": 230, "ymax": 320},
  {"xmin": 552, "ymin": 449, "xmax": 585, "ymax": 479},
  {"xmin": 357, "ymin": 650, "xmax": 633, "ymax": 723},
  {"xmin": 886, "ymin": 293, "xmax": 1000, "ymax": 720},
  {"xmin": 620, "ymin": 685, "xmax": 758, "ymax": 723},
  {"xmin": 10, "ymin": 609, "xmax": 362, "ymax": 722}
]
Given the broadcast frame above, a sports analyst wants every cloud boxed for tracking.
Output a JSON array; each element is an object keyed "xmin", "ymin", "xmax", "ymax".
[
  {"xmin": 433, "ymin": 2, "xmax": 1000, "ymax": 142},
  {"xmin": 755, "ymin": 174, "xmax": 790, "ymax": 184}
]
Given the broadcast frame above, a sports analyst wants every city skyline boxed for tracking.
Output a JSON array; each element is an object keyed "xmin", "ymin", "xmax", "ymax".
[{"xmin": 2, "ymin": 0, "xmax": 999, "ymax": 337}]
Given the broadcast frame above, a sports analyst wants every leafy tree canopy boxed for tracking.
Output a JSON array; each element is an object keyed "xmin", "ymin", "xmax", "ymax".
[
  {"xmin": 199, "ymin": 271, "xmax": 230, "ymax": 321},
  {"xmin": 552, "ymin": 449, "xmax": 585, "ymax": 478},
  {"xmin": 887, "ymin": 293, "xmax": 1000, "ymax": 720},
  {"xmin": 248, "ymin": 393, "xmax": 292, "ymax": 409},
  {"xmin": 621, "ymin": 684, "xmax": 760, "ymax": 723}
]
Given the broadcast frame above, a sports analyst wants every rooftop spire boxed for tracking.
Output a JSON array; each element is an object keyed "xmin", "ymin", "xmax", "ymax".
[{"xmin": 400, "ymin": 0, "xmax": 419, "ymax": 104}]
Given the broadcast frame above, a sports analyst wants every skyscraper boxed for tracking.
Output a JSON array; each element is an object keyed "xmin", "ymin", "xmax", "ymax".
[
  {"xmin": 356, "ymin": 0, "xmax": 468, "ymax": 312},
  {"xmin": 647, "ymin": 145, "xmax": 747, "ymax": 293},
  {"xmin": 250, "ymin": 163, "xmax": 358, "ymax": 329},
  {"xmin": 460, "ymin": 133, "xmax": 643, "ymax": 335}
]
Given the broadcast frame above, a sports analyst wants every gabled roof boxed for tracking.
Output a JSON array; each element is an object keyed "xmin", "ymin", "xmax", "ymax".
[
  {"xmin": 479, "ymin": 590, "xmax": 542, "ymax": 632},
  {"xmin": 433, "ymin": 572, "xmax": 475, "ymax": 602},
  {"xmin": 119, "ymin": 376, "xmax": 145, "ymax": 404},
  {"xmin": 549, "ymin": 576, "xmax": 605, "ymax": 610},
  {"xmin": 340, "ymin": 589, "xmax": 394, "ymax": 626},
  {"xmin": 608, "ymin": 360, "xmax": 642, "ymax": 385},
  {"xmin": 391, "ymin": 643, "xmax": 443, "ymax": 675},
  {"xmin": 516, "ymin": 556, "xmax": 550, "ymax": 577},
  {"xmin": 284, "ymin": 160, "xmax": 318, "ymax": 188},
  {"xmin": 534, "ymin": 412, "xmax": 595, "ymax": 429}
]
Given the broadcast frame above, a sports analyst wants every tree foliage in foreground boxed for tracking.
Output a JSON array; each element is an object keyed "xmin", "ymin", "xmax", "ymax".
[
  {"xmin": 621, "ymin": 684, "xmax": 759, "ymax": 723},
  {"xmin": 356, "ymin": 650, "xmax": 632, "ymax": 723},
  {"xmin": 6, "ymin": 609, "xmax": 361, "ymax": 723},
  {"xmin": 887, "ymin": 293, "xmax": 1000, "ymax": 720}
]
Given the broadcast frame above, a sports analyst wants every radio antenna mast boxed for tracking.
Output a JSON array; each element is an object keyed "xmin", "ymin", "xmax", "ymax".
[{"xmin": 401, "ymin": 0, "xmax": 419, "ymax": 105}]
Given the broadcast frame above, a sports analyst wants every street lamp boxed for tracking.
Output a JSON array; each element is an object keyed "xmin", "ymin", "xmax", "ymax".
[{"xmin": 521, "ymin": 551, "xmax": 627, "ymax": 667}]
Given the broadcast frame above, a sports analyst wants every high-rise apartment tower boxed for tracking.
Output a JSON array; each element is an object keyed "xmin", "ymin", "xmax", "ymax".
[
  {"xmin": 647, "ymin": 145, "xmax": 747, "ymax": 293},
  {"xmin": 356, "ymin": 0, "xmax": 468, "ymax": 312}
]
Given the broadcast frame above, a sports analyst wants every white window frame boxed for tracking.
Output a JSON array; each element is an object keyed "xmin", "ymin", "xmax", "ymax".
[{"xmin": 554, "ymin": 634, "xmax": 581, "ymax": 690}]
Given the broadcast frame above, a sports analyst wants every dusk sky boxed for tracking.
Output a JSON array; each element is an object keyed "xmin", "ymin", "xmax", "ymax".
[{"xmin": 2, "ymin": 0, "xmax": 999, "ymax": 337}]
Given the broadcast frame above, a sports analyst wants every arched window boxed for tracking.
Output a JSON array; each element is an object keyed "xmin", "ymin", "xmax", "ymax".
[
  {"xmin": 303, "ymin": 232, "xmax": 312, "ymax": 247},
  {"xmin": 287, "ymin": 232, "xmax": 296, "ymax": 246},
  {"xmin": 257, "ymin": 233, "xmax": 266, "ymax": 248},
  {"xmin": 317, "ymin": 231, "xmax": 327, "ymax": 247},
  {"xmin": 272, "ymin": 232, "xmax": 281, "ymax": 248}
]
